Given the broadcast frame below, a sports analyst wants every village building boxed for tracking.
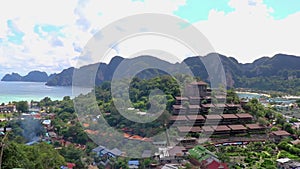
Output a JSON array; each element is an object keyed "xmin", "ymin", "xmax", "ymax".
[
  {"xmin": 271, "ymin": 130, "xmax": 291, "ymax": 143},
  {"xmin": 235, "ymin": 113, "xmax": 253, "ymax": 123},
  {"xmin": 169, "ymin": 116, "xmax": 188, "ymax": 126},
  {"xmin": 211, "ymin": 125, "xmax": 231, "ymax": 135},
  {"xmin": 172, "ymin": 105, "xmax": 186, "ymax": 115},
  {"xmin": 245, "ymin": 123, "xmax": 267, "ymax": 134},
  {"xmin": 228, "ymin": 124, "xmax": 247, "ymax": 134},
  {"xmin": 0, "ymin": 104, "xmax": 16, "ymax": 113},
  {"xmin": 175, "ymin": 97, "xmax": 188, "ymax": 105},
  {"xmin": 277, "ymin": 158, "xmax": 300, "ymax": 169},
  {"xmin": 188, "ymin": 105, "xmax": 201, "ymax": 114},
  {"xmin": 221, "ymin": 114, "xmax": 238, "ymax": 125},
  {"xmin": 186, "ymin": 115, "xmax": 205, "ymax": 126}
]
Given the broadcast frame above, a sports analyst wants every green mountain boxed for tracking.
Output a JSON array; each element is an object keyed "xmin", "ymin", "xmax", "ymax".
[{"xmin": 42, "ymin": 53, "xmax": 300, "ymax": 94}]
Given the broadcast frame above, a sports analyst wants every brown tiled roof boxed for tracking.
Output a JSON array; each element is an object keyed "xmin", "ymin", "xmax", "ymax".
[
  {"xmin": 236, "ymin": 113, "xmax": 253, "ymax": 119},
  {"xmin": 124, "ymin": 133, "xmax": 131, "ymax": 138},
  {"xmin": 212, "ymin": 125, "xmax": 231, "ymax": 131},
  {"xmin": 205, "ymin": 115, "xmax": 222, "ymax": 120},
  {"xmin": 190, "ymin": 81, "xmax": 208, "ymax": 86},
  {"xmin": 202, "ymin": 126, "xmax": 214, "ymax": 132},
  {"xmin": 228, "ymin": 125, "xmax": 247, "ymax": 130},
  {"xmin": 226, "ymin": 104, "xmax": 240, "ymax": 108},
  {"xmin": 177, "ymin": 126, "xmax": 192, "ymax": 133},
  {"xmin": 185, "ymin": 126, "xmax": 202, "ymax": 133},
  {"xmin": 272, "ymin": 130, "xmax": 291, "ymax": 136},
  {"xmin": 175, "ymin": 97, "xmax": 189, "ymax": 101},
  {"xmin": 214, "ymin": 104, "xmax": 227, "ymax": 108},
  {"xmin": 170, "ymin": 116, "xmax": 188, "ymax": 121},
  {"xmin": 221, "ymin": 114, "xmax": 238, "ymax": 119},
  {"xmin": 214, "ymin": 95, "xmax": 227, "ymax": 99},
  {"xmin": 129, "ymin": 135, "xmax": 144, "ymax": 140},
  {"xmin": 84, "ymin": 129, "xmax": 99, "ymax": 135},
  {"xmin": 189, "ymin": 105, "xmax": 201, "ymax": 109},
  {"xmin": 189, "ymin": 96, "xmax": 201, "ymax": 100},
  {"xmin": 173, "ymin": 105, "xmax": 186, "ymax": 110},
  {"xmin": 291, "ymin": 139, "xmax": 300, "ymax": 145},
  {"xmin": 202, "ymin": 104, "xmax": 215, "ymax": 108},
  {"xmin": 186, "ymin": 115, "xmax": 205, "ymax": 121},
  {"xmin": 83, "ymin": 123, "xmax": 90, "ymax": 127},
  {"xmin": 168, "ymin": 146, "xmax": 186, "ymax": 157},
  {"xmin": 245, "ymin": 123, "xmax": 265, "ymax": 130}
]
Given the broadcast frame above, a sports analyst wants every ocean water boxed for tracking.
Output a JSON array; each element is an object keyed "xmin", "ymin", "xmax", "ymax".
[
  {"xmin": 0, "ymin": 81, "xmax": 91, "ymax": 103},
  {"xmin": 236, "ymin": 92, "xmax": 263, "ymax": 99}
]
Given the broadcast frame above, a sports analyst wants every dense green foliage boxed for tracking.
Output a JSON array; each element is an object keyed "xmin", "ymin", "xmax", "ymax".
[
  {"xmin": 2, "ymin": 142, "xmax": 65, "ymax": 169},
  {"xmin": 45, "ymin": 54, "xmax": 300, "ymax": 95},
  {"xmin": 97, "ymin": 75, "xmax": 182, "ymax": 137},
  {"xmin": 14, "ymin": 100, "xmax": 29, "ymax": 112}
]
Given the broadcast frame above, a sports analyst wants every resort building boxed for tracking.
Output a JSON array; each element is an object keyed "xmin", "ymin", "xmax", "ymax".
[{"xmin": 0, "ymin": 104, "xmax": 16, "ymax": 113}]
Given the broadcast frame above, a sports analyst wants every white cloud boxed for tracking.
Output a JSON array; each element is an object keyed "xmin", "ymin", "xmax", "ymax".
[
  {"xmin": 0, "ymin": 0, "xmax": 186, "ymax": 76},
  {"xmin": 194, "ymin": 0, "xmax": 300, "ymax": 63},
  {"xmin": 0, "ymin": 0, "xmax": 300, "ymax": 78}
]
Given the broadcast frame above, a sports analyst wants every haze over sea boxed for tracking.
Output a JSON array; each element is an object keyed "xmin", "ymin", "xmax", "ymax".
[{"xmin": 0, "ymin": 81, "xmax": 90, "ymax": 104}]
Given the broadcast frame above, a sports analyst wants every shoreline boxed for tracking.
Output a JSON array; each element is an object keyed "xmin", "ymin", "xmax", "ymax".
[{"xmin": 236, "ymin": 91, "xmax": 271, "ymax": 98}]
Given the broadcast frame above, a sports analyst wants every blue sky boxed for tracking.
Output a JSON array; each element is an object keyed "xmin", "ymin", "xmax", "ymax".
[
  {"xmin": 0, "ymin": 0, "xmax": 300, "ymax": 77},
  {"xmin": 174, "ymin": 0, "xmax": 234, "ymax": 23},
  {"xmin": 174, "ymin": 0, "xmax": 300, "ymax": 22},
  {"xmin": 263, "ymin": 0, "xmax": 300, "ymax": 19}
]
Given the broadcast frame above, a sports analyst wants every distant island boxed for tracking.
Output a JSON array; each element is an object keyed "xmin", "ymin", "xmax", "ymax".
[
  {"xmin": 2, "ymin": 53, "xmax": 300, "ymax": 94},
  {"xmin": 1, "ymin": 70, "xmax": 56, "ymax": 82}
]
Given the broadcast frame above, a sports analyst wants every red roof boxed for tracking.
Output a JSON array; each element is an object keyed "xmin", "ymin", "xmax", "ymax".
[
  {"xmin": 206, "ymin": 160, "xmax": 229, "ymax": 169},
  {"xmin": 67, "ymin": 163, "xmax": 76, "ymax": 169}
]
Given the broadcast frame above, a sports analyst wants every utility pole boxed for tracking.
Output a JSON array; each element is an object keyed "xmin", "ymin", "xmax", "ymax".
[{"xmin": 0, "ymin": 132, "xmax": 9, "ymax": 169}]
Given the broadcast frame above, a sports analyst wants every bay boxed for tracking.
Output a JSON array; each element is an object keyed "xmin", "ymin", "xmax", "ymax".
[{"xmin": 0, "ymin": 81, "xmax": 91, "ymax": 103}]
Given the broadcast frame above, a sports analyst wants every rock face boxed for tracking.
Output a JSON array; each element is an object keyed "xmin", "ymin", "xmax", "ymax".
[
  {"xmin": 1, "ymin": 73, "xmax": 23, "ymax": 81},
  {"xmin": 1, "ymin": 71, "xmax": 51, "ymax": 82}
]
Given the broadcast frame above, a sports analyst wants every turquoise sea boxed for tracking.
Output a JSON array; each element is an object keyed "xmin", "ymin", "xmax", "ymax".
[
  {"xmin": 236, "ymin": 92, "xmax": 263, "ymax": 99},
  {"xmin": 0, "ymin": 81, "xmax": 90, "ymax": 103}
]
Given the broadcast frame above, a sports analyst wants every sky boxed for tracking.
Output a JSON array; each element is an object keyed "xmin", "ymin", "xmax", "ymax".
[{"xmin": 0, "ymin": 0, "xmax": 300, "ymax": 77}]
